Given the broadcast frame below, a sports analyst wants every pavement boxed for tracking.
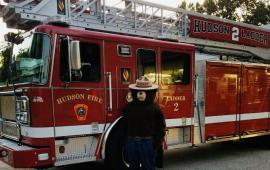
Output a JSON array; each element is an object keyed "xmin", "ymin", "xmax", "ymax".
[
  {"xmin": 1, "ymin": 136, "xmax": 270, "ymax": 170},
  {"xmin": 0, "ymin": 164, "xmax": 31, "ymax": 170}
]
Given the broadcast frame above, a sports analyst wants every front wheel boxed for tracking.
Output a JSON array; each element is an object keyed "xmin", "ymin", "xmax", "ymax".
[{"xmin": 105, "ymin": 120, "xmax": 128, "ymax": 170}]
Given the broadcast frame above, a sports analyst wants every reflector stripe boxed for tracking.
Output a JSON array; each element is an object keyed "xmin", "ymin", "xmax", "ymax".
[
  {"xmin": 21, "ymin": 124, "xmax": 106, "ymax": 138},
  {"xmin": 205, "ymin": 115, "xmax": 236, "ymax": 124},
  {"xmin": 205, "ymin": 112, "xmax": 270, "ymax": 124},
  {"xmin": 20, "ymin": 112, "xmax": 270, "ymax": 138},
  {"xmin": 55, "ymin": 124, "xmax": 105, "ymax": 137},
  {"xmin": 240, "ymin": 112, "xmax": 269, "ymax": 121},
  {"xmin": 21, "ymin": 126, "xmax": 54, "ymax": 138},
  {"xmin": 166, "ymin": 118, "xmax": 193, "ymax": 127}
]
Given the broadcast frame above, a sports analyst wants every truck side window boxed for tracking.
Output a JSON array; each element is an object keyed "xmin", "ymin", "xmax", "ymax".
[
  {"xmin": 60, "ymin": 40, "xmax": 101, "ymax": 82},
  {"xmin": 79, "ymin": 42, "xmax": 101, "ymax": 82},
  {"xmin": 161, "ymin": 51, "xmax": 190, "ymax": 85},
  {"xmin": 137, "ymin": 49, "xmax": 156, "ymax": 83},
  {"xmin": 60, "ymin": 39, "xmax": 69, "ymax": 81}
]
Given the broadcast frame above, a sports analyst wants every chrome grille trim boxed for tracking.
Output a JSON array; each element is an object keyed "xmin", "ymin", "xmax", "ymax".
[
  {"xmin": 2, "ymin": 121, "xmax": 20, "ymax": 141},
  {"xmin": 0, "ymin": 91, "xmax": 15, "ymax": 96},
  {"xmin": 0, "ymin": 119, "xmax": 3, "ymax": 136}
]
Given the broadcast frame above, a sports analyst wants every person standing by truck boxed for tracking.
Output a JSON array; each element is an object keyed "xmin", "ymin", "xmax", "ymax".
[{"xmin": 123, "ymin": 76, "xmax": 166, "ymax": 170}]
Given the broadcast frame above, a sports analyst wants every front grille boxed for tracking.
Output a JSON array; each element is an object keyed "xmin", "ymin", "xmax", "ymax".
[
  {"xmin": 2, "ymin": 121, "xmax": 20, "ymax": 141},
  {"xmin": 0, "ymin": 96, "xmax": 16, "ymax": 121}
]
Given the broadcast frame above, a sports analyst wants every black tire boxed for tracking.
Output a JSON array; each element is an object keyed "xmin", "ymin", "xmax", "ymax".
[{"xmin": 105, "ymin": 119, "xmax": 128, "ymax": 170}]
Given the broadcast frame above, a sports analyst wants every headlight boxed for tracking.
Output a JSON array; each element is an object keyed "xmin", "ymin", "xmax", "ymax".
[{"xmin": 16, "ymin": 96, "xmax": 30, "ymax": 125}]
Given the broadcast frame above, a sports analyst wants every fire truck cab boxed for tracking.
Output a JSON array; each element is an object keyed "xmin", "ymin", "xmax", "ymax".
[{"xmin": 0, "ymin": 24, "xmax": 195, "ymax": 168}]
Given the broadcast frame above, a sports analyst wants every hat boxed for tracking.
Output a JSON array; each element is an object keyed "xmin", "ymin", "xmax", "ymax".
[{"xmin": 129, "ymin": 76, "xmax": 159, "ymax": 90}]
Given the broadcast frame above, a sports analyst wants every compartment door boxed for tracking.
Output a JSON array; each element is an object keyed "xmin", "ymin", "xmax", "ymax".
[
  {"xmin": 240, "ymin": 65, "xmax": 270, "ymax": 134},
  {"xmin": 104, "ymin": 42, "xmax": 136, "ymax": 121},
  {"xmin": 204, "ymin": 62, "xmax": 241, "ymax": 140}
]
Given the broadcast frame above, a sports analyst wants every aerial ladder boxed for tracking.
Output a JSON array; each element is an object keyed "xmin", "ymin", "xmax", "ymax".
[{"xmin": 0, "ymin": 0, "xmax": 270, "ymax": 60}]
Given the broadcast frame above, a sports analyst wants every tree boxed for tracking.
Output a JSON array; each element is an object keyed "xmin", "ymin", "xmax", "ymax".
[
  {"xmin": 178, "ymin": 1, "xmax": 205, "ymax": 13},
  {"xmin": 188, "ymin": 3, "xmax": 195, "ymax": 11},
  {"xmin": 195, "ymin": 2, "xmax": 205, "ymax": 13},
  {"xmin": 239, "ymin": 0, "xmax": 257, "ymax": 17},
  {"xmin": 203, "ymin": 0, "xmax": 218, "ymax": 15},
  {"xmin": 179, "ymin": 0, "xmax": 187, "ymax": 9},
  {"xmin": 244, "ymin": 0, "xmax": 270, "ymax": 25},
  {"xmin": 216, "ymin": 0, "xmax": 241, "ymax": 20},
  {"xmin": 178, "ymin": 0, "xmax": 270, "ymax": 26}
]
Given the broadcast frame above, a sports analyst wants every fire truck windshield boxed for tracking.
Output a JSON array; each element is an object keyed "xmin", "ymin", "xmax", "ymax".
[{"xmin": 11, "ymin": 33, "xmax": 51, "ymax": 85}]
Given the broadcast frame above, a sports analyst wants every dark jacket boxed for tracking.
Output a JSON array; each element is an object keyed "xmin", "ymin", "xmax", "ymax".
[
  {"xmin": 123, "ymin": 90, "xmax": 166, "ymax": 148},
  {"xmin": 122, "ymin": 89, "xmax": 166, "ymax": 168}
]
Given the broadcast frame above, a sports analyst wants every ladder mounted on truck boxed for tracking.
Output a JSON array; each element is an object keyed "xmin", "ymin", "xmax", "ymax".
[{"xmin": 1, "ymin": 0, "xmax": 270, "ymax": 60}]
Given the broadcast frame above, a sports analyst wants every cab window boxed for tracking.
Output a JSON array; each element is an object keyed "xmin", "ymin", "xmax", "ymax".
[
  {"xmin": 161, "ymin": 51, "xmax": 190, "ymax": 85},
  {"xmin": 60, "ymin": 39, "xmax": 101, "ymax": 82},
  {"xmin": 137, "ymin": 49, "xmax": 156, "ymax": 82}
]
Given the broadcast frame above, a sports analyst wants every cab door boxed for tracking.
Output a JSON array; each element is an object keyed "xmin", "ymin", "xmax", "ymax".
[
  {"xmin": 158, "ymin": 49, "xmax": 194, "ymax": 145},
  {"xmin": 52, "ymin": 35, "xmax": 106, "ymax": 134}
]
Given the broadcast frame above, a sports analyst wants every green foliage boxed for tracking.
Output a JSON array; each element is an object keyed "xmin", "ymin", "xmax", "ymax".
[
  {"xmin": 243, "ymin": 1, "xmax": 270, "ymax": 25},
  {"xmin": 216, "ymin": 0, "xmax": 241, "ymax": 20},
  {"xmin": 203, "ymin": 0, "xmax": 218, "ymax": 15},
  {"xmin": 178, "ymin": 0, "xmax": 270, "ymax": 26},
  {"xmin": 188, "ymin": 3, "xmax": 195, "ymax": 11},
  {"xmin": 179, "ymin": 0, "xmax": 187, "ymax": 9},
  {"xmin": 195, "ymin": 2, "xmax": 205, "ymax": 13}
]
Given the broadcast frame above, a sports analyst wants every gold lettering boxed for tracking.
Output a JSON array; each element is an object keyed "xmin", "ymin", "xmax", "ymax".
[
  {"xmin": 56, "ymin": 94, "xmax": 85, "ymax": 104},
  {"xmin": 163, "ymin": 96, "xmax": 186, "ymax": 105},
  {"xmin": 67, "ymin": 95, "xmax": 72, "ymax": 101},
  {"xmin": 87, "ymin": 95, "xmax": 94, "ymax": 101},
  {"xmin": 94, "ymin": 96, "xmax": 99, "ymax": 102},
  {"xmin": 79, "ymin": 94, "xmax": 85, "ymax": 100},
  {"xmin": 57, "ymin": 94, "xmax": 102, "ymax": 104},
  {"xmin": 62, "ymin": 96, "xmax": 68, "ymax": 103},
  {"xmin": 71, "ymin": 94, "xmax": 76, "ymax": 100},
  {"xmin": 57, "ymin": 98, "xmax": 63, "ymax": 104}
]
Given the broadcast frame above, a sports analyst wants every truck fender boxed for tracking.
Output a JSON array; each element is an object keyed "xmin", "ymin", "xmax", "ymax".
[{"xmin": 100, "ymin": 116, "xmax": 123, "ymax": 159}]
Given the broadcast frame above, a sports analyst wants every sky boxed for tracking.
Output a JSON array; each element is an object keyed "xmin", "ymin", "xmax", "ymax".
[
  {"xmin": 145, "ymin": 0, "xmax": 202, "ymax": 7},
  {"xmin": 0, "ymin": 0, "xmax": 203, "ymax": 42}
]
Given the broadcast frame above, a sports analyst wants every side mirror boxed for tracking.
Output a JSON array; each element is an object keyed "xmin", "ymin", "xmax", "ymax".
[
  {"xmin": 4, "ymin": 32, "xmax": 23, "ymax": 44},
  {"xmin": 70, "ymin": 41, "xmax": 81, "ymax": 70}
]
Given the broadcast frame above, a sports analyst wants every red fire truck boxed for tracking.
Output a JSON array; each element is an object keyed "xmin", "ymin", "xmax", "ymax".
[{"xmin": 0, "ymin": 0, "xmax": 270, "ymax": 169}]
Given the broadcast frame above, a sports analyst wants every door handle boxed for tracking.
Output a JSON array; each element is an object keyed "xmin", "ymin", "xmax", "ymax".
[{"xmin": 106, "ymin": 72, "xmax": 112, "ymax": 111}]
